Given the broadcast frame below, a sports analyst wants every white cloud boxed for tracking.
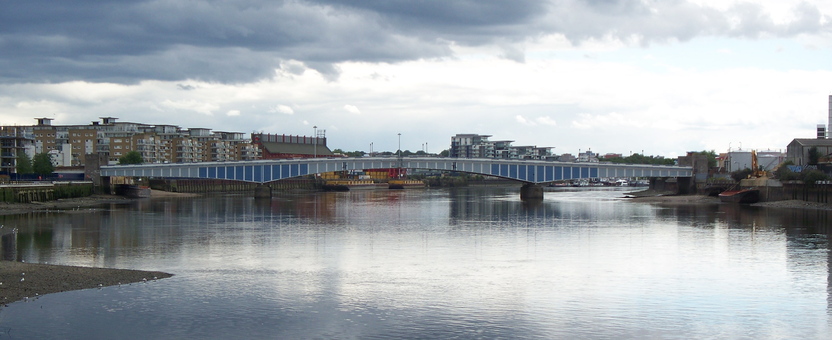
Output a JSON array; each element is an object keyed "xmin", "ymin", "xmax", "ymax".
[
  {"xmin": 516, "ymin": 115, "xmax": 534, "ymax": 126},
  {"xmin": 536, "ymin": 116, "xmax": 557, "ymax": 126},
  {"xmin": 269, "ymin": 104, "xmax": 294, "ymax": 115},
  {"xmin": 226, "ymin": 110, "xmax": 241, "ymax": 116},
  {"xmin": 160, "ymin": 99, "xmax": 217, "ymax": 115},
  {"xmin": 344, "ymin": 104, "xmax": 361, "ymax": 114}
]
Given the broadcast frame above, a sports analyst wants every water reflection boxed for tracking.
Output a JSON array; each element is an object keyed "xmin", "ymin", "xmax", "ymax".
[{"xmin": 0, "ymin": 187, "xmax": 830, "ymax": 339}]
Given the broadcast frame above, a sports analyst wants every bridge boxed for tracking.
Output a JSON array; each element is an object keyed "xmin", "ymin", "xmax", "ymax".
[{"xmin": 100, "ymin": 157, "xmax": 693, "ymax": 199}]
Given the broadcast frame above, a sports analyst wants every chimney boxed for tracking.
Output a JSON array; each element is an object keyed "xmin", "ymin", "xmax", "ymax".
[{"xmin": 828, "ymin": 95, "xmax": 831, "ymax": 139}]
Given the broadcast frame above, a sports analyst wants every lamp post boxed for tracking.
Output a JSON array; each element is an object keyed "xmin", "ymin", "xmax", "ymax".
[
  {"xmin": 370, "ymin": 142, "xmax": 373, "ymax": 156},
  {"xmin": 397, "ymin": 133, "xmax": 402, "ymax": 178},
  {"xmin": 313, "ymin": 125, "xmax": 317, "ymax": 158}
]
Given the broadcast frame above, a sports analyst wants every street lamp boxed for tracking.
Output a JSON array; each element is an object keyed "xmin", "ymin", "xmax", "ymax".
[
  {"xmin": 398, "ymin": 133, "xmax": 401, "ymax": 157},
  {"xmin": 370, "ymin": 142, "xmax": 373, "ymax": 156},
  {"xmin": 313, "ymin": 125, "xmax": 317, "ymax": 158}
]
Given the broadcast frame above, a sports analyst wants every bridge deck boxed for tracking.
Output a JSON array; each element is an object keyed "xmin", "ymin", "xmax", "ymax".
[{"xmin": 101, "ymin": 157, "xmax": 693, "ymax": 185}]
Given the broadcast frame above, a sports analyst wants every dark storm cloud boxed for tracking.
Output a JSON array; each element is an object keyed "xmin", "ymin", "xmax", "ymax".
[{"xmin": 0, "ymin": 0, "xmax": 828, "ymax": 84}]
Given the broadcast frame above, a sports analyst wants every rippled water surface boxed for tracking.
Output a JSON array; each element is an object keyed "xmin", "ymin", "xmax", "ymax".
[{"xmin": 1, "ymin": 186, "xmax": 831, "ymax": 339}]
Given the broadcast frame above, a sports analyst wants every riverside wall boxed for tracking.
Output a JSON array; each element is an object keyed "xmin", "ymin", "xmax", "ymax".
[
  {"xmin": 0, "ymin": 182, "xmax": 94, "ymax": 203},
  {"xmin": 738, "ymin": 178, "xmax": 831, "ymax": 203},
  {"xmin": 148, "ymin": 178, "xmax": 319, "ymax": 193}
]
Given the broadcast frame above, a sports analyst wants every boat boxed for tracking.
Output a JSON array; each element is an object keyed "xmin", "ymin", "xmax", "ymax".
[
  {"xmin": 388, "ymin": 179, "xmax": 426, "ymax": 189},
  {"xmin": 116, "ymin": 184, "xmax": 151, "ymax": 198},
  {"xmin": 322, "ymin": 180, "xmax": 381, "ymax": 191},
  {"xmin": 718, "ymin": 188, "xmax": 760, "ymax": 204}
]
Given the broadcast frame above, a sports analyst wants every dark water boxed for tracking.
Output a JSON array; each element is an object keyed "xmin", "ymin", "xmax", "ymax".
[{"xmin": 0, "ymin": 187, "xmax": 830, "ymax": 339}]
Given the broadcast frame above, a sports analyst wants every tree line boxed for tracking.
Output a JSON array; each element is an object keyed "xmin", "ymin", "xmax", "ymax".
[{"xmin": 16, "ymin": 150, "xmax": 144, "ymax": 177}]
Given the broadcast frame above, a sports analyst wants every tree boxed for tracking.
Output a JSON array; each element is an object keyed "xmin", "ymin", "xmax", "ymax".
[
  {"xmin": 697, "ymin": 150, "xmax": 717, "ymax": 168},
  {"xmin": 118, "ymin": 151, "xmax": 143, "ymax": 165},
  {"xmin": 439, "ymin": 149, "xmax": 450, "ymax": 157},
  {"xmin": 605, "ymin": 153, "xmax": 676, "ymax": 166},
  {"xmin": 808, "ymin": 146, "xmax": 820, "ymax": 165},
  {"xmin": 802, "ymin": 169, "xmax": 829, "ymax": 186},
  {"xmin": 32, "ymin": 153, "xmax": 55, "ymax": 176},
  {"xmin": 774, "ymin": 161, "xmax": 798, "ymax": 181},
  {"xmin": 16, "ymin": 151, "xmax": 33, "ymax": 174}
]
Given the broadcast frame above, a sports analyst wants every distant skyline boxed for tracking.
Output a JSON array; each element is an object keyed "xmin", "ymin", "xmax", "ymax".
[{"xmin": 2, "ymin": 0, "xmax": 831, "ymax": 157}]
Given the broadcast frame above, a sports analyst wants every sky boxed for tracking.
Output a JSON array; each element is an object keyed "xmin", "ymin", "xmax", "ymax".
[{"xmin": 1, "ymin": 0, "xmax": 831, "ymax": 158}]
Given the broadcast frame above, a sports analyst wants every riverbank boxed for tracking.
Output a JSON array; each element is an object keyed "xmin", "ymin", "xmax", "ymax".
[
  {"xmin": 1, "ymin": 261, "xmax": 173, "ymax": 305},
  {"xmin": 0, "ymin": 190, "xmax": 189, "ymax": 304},
  {"xmin": 0, "ymin": 190, "xmax": 200, "ymax": 216},
  {"xmin": 628, "ymin": 194, "xmax": 832, "ymax": 210},
  {"xmin": 627, "ymin": 194, "xmax": 720, "ymax": 205}
]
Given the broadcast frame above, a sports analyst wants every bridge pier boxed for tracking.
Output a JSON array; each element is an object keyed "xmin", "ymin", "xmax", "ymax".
[
  {"xmin": 520, "ymin": 183, "xmax": 544, "ymax": 200},
  {"xmin": 254, "ymin": 184, "xmax": 272, "ymax": 199}
]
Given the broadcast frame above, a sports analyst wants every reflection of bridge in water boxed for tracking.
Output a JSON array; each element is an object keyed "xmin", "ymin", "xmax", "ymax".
[{"xmin": 100, "ymin": 157, "xmax": 693, "ymax": 199}]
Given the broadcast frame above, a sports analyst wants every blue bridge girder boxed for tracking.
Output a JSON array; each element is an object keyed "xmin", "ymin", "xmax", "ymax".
[{"xmin": 100, "ymin": 157, "xmax": 693, "ymax": 185}]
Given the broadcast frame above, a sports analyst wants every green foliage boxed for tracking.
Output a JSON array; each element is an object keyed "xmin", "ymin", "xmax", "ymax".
[
  {"xmin": 808, "ymin": 147, "xmax": 820, "ymax": 165},
  {"xmin": 801, "ymin": 169, "xmax": 829, "ymax": 186},
  {"xmin": 697, "ymin": 150, "xmax": 717, "ymax": 168},
  {"xmin": 32, "ymin": 153, "xmax": 55, "ymax": 176},
  {"xmin": 605, "ymin": 153, "xmax": 676, "ymax": 166},
  {"xmin": 118, "ymin": 151, "xmax": 143, "ymax": 165},
  {"xmin": 439, "ymin": 149, "xmax": 450, "ymax": 157},
  {"xmin": 16, "ymin": 151, "xmax": 33, "ymax": 174},
  {"xmin": 773, "ymin": 161, "xmax": 797, "ymax": 181},
  {"xmin": 730, "ymin": 168, "xmax": 753, "ymax": 182}
]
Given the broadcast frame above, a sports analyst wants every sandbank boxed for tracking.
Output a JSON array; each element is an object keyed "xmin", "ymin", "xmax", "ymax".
[{"xmin": 0, "ymin": 261, "xmax": 172, "ymax": 305}]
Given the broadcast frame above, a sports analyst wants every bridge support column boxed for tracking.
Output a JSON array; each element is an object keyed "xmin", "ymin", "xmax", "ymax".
[
  {"xmin": 254, "ymin": 184, "xmax": 272, "ymax": 199},
  {"xmin": 520, "ymin": 183, "xmax": 544, "ymax": 200}
]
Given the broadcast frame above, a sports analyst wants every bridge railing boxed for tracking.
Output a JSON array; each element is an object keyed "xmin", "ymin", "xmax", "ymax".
[{"xmin": 101, "ymin": 157, "xmax": 693, "ymax": 184}]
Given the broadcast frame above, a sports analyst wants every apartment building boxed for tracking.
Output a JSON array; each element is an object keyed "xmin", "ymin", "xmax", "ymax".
[
  {"xmin": 0, "ymin": 126, "xmax": 35, "ymax": 174},
  {"xmin": 450, "ymin": 134, "xmax": 552, "ymax": 159},
  {"xmin": 0, "ymin": 117, "xmax": 264, "ymax": 173}
]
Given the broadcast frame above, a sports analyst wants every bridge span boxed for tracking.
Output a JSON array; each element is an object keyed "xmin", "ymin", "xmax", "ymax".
[{"xmin": 101, "ymin": 157, "xmax": 692, "ymax": 185}]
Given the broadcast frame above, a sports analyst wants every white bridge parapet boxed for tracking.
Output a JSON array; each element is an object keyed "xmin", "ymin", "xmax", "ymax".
[{"xmin": 101, "ymin": 157, "xmax": 693, "ymax": 184}]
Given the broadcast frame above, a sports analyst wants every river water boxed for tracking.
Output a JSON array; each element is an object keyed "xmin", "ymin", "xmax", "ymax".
[{"xmin": 0, "ymin": 186, "xmax": 830, "ymax": 339}]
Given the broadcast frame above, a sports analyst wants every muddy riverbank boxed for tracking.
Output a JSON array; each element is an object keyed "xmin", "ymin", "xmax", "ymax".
[{"xmin": 1, "ymin": 261, "xmax": 172, "ymax": 305}]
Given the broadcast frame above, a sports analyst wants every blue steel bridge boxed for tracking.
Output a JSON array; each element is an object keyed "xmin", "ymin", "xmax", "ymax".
[{"xmin": 100, "ymin": 157, "xmax": 693, "ymax": 184}]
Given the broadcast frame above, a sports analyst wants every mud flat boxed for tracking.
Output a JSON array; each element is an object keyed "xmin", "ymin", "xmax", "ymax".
[
  {"xmin": 0, "ymin": 261, "xmax": 172, "ymax": 305},
  {"xmin": 627, "ymin": 194, "xmax": 721, "ymax": 205},
  {"xmin": 0, "ymin": 190, "xmax": 200, "ymax": 216},
  {"xmin": 751, "ymin": 200, "xmax": 832, "ymax": 211}
]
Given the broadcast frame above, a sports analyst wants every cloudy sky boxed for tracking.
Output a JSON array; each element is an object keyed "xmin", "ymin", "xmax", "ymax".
[{"xmin": 2, "ymin": 0, "xmax": 831, "ymax": 157}]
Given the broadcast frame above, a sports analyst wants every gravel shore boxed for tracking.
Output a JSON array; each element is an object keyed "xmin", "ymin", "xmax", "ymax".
[{"xmin": 0, "ymin": 261, "xmax": 172, "ymax": 305}]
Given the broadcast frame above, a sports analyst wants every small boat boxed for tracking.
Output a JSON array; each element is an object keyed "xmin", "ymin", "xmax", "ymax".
[
  {"xmin": 718, "ymin": 188, "xmax": 760, "ymax": 204},
  {"xmin": 116, "ymin": 184, "xmax": 151, "ymax": 198},
  {"xmin": 322, "ymin": 180, "xmax": 380, "ymax": 191},
  {"xmin": 388, "ymin": 179, "xmax": 426, "ymax": 189}
]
